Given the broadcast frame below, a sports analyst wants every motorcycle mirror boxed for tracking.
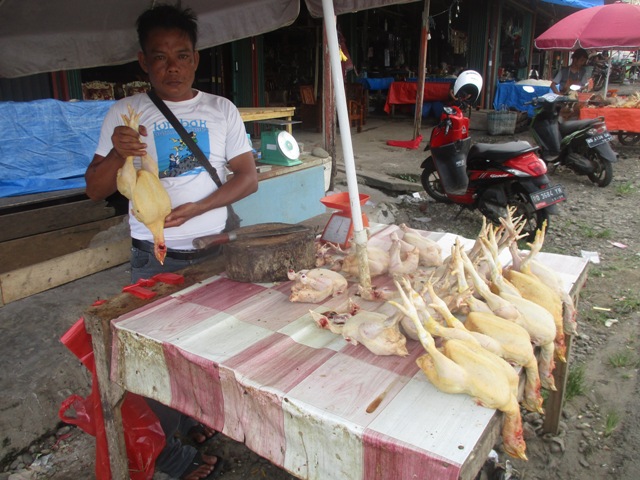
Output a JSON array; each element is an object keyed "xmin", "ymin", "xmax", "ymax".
[{"xmin": 522, "ymin": 86, "xmax": 535, "ymax": 93}]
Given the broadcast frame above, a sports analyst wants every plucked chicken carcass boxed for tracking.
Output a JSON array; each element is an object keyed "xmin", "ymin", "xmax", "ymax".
[
  {"xmin": 505, "ymin": 242, "xmax": 566, "ymax": 363},
  {"xmin": 310, "ymin": 308, "xmax": 408, "ymax": 356},
  {"xmin": 497, "ymin": 217, "xmax": 568, "ymax": 361},
  {"xmin": 118, "ymin": 105, "xmax": 172, "ymax": 264},
  {"xmin": 477, "ymin": 239, "xmax": 558, "ymax": 391},
  {"xmin": 337, "ymin": 244, "xmax": 390, "ymax": 277},
  {"xmin": 389, "ymin": 279, "xmax": 527, "ymax": 460},
  {"xmin": 399, "ymin": 224, "xmax": 443, "ymax": 267},
  {"xmin": 459, "ymin": 243, "xmax": 556, "ymax": 391},
  {"xmin": 505, "ymin": 220, "xmax": 578, "ymax": 336},
  {"xmin": 451, "ymin": 242, "xmax": 544, "ymax": 413},
  {"xmin": 288, "ymin": 268, "xmax": 348, "ymax": 303},
  {"xmin": 388, "ymin": 232, "xmax": 420, "ymax": 275}
]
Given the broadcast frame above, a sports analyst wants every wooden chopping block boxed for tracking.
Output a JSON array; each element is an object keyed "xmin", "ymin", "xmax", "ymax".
[{"xmin": 223, "ymin": 223, "xmax": 315, "ymax": 282}]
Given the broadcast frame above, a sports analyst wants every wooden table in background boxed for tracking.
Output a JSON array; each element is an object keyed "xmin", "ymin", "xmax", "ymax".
[
  {"xmin": 239, "ymin": 107, "xmax": 296, "ymax": 133},
  {"xmin": 85, "ymin": 223, "xmax": 589, "ymax": 480}
]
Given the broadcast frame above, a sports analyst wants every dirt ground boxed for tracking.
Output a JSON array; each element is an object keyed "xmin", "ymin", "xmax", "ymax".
[{"xmin": 2, "ymin": 115, "xmax": 639, "ymax": 480}]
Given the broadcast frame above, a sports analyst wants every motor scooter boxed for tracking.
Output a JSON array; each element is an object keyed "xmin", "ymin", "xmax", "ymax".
[
  {"xmin": 524, "ymin": 86, "xmax": 617, "ymax": 187},
  {"xmin": 420, "ymin": 105, "xmax": 565, "ymax": 239}
]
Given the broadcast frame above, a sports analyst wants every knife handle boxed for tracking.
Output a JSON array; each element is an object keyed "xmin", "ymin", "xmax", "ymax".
[{"xmin": 192, "ymin": 231, "xmax": 237, "ymax": 249}]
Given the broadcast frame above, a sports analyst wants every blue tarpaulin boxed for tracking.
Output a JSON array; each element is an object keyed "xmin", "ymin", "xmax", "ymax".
[
  {"xmin": 541, "ymin": 0, "xmax": 603, "ymax": 9},
  {"xmin": 0, "ymin": 99, "xmax": 114, "ymax": 198}
]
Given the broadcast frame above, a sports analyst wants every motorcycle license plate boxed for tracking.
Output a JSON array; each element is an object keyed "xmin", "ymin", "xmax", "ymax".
[
  {"xmin": 529, "ymin": 184, "xmax": 566, "ymax": 210},
  {"xmin": 586, "ymin": 132, "xmax": 613, "ymax": 148}
]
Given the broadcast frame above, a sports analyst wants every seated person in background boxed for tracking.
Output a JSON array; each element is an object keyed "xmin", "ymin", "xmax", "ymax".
[{"xmin": 551, "ymin": 48, "xmax": 589, "ymax": 94}]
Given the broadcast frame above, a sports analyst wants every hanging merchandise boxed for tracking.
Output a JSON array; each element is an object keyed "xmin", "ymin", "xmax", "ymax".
[{"xmin": 451, "ymin": 30, "xmax": 468, "ymax": 55}]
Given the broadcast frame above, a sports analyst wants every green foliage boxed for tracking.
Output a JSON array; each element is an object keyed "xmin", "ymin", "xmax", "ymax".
[
  {"xmin": 615, "ymin": 182, "xmax": 635, "ymax": 195},
  {"xmin": 390, "ymin": 173, "xmax": 419, "ymax": 183},
  {"xmin": 604, "ymin": 411, "xmax": 620, "ymax": 437},
  {"xmin": 576, "ymin": 222, "xmax": 612, "ymax": 239},
  {"xmin": 565, "ymin": 363, "xmax": 586, "ymax": 403},
  {"xmin": 608, "ymin": 350, "xmax": 638, "ymax": 368},
  {"xmin": 614, "ymin": 290, "xmax": 640, "ymax": 314}
]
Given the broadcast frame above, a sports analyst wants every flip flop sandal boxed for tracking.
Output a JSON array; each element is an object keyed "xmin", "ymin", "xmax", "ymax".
[{"xmin": 180, "ymin": 451, "xmax": 225, "ymax": 480}]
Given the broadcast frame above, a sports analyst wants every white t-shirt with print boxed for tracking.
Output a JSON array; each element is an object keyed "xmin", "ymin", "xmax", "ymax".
[{"xmin": 95, "ymin": 91, "xmax": 251, "ymax": 250}]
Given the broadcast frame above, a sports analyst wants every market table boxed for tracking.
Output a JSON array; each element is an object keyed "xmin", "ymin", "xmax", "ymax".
[
  {"xmin": 493, "ymin": 82, "xmax": 553, "ymax": 117},
  {"xmin": 239, "ymin": 106, "xmax": 296, "ymax": 133},
  {"xmin": 85, "ymin": 223, "xmax": 589, "ymax": 480},
  {"xmin": 384, "ymin": 80, "xmax": 452, "ymax": 115},
  {"xmin": 579, "ymin": 106, "xmax": 640, "ymax": 145},
  {"xmin": 579, "ymin": 106, "xmax": 640, "ymax": 133}
]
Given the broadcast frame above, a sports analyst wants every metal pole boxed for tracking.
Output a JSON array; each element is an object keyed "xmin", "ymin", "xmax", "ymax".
[
  {"xmin": 603, "ymin": 55, "xmax": 612, "ymax": 97},
  {"xmin": 320, "ymin": 0, "xmax": 371, "ymax": 290}
]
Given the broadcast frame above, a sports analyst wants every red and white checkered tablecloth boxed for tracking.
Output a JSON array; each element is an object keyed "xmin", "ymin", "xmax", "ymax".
[{"xmin": 111, "ymin": 224, "xmax": 588, "ymax": 480}]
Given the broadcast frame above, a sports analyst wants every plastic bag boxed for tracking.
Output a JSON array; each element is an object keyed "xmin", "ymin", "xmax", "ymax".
[{"xmin": 59, "ymin": 317, "xmax": 165, "ymax": 480}]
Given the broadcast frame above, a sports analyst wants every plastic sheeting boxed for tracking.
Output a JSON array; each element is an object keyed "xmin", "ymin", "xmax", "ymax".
[
  {"xmin": 0, "ymin": 0, "xmax": 418, "ymax": 79},
  {"xmin": 541, "ymin": 0, "xmax": 603, "ymax": 9},
  {"xmin": 0, "ymin": 99, "xmax": 114, "ymax": 198}
]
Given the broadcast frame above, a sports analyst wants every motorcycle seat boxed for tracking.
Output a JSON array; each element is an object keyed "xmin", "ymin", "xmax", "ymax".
[
  {"xmin": 559, "ymin": 119, "xmax": 598, "ymax": 136},
  {"xmin": 468, "ymin": 141, "xmax": 537, "ymax": 162}
]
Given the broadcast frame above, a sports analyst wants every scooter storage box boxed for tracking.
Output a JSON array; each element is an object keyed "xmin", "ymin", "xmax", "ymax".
[{"xmin": 431, "ymin": 137, "xmax": 471, "ymax": 195}]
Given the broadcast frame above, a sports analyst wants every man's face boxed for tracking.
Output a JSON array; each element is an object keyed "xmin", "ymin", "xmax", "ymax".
[
  {"xmin": 574, "ymin": 56, "xmax": 588, "ymax": 67},
  {"xmin": 138, "ymin": 27, "xmax": 199, "ymax": 102}
]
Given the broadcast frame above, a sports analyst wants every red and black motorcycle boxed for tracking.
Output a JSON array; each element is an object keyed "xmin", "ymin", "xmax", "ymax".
[{"xmin": 420, "ymin": 105, "xmax": 566, "ymax": 238}]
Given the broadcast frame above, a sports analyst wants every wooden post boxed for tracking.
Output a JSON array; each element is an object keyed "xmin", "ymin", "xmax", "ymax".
[
  {"xmin": 323, "ymin": 23, "xmax": 336, "ymax": 191},
  {"xmin": 413, "ymin": 0, "xmax": 431, "ymax": 140},
  {"xmin": 85, "ymin": 314, "xmax": 129, "ymax": 479},
  {"xmin": 542, "ymin": 263, "xmax": 590, "ymax": 434}
]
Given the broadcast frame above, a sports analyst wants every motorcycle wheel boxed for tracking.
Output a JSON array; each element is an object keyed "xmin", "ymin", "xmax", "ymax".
[
  {"xmin": 618, "ymin": 132, "xmax": 640, "ymax": 146},
  {"xmin": 586, "ymin": 150, "xmax": 613, "ymax": 187},
  {"xmin": 507, "ymin": 191, "xmax": 550, "ymax": 242},
  {"xmin": 420, "ymin": 162, "xmax": 452, "ymax": 204}
]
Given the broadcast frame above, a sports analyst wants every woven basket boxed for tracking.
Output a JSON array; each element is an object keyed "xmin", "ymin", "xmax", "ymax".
[{"xmin": 487, "ymin": 110, "xmax": 517, "ymax": 135}]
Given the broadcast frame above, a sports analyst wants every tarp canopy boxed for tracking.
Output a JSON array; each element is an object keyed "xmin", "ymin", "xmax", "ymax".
[
  {"xmin": 0, "ymin": 0, "xmax": 417, "ymax": 79},
  {"xmin": 540, "ymin": 0, "xmax": 603, "ymax": 9}
]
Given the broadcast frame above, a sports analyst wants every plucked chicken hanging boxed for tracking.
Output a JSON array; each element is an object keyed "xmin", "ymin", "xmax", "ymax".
[{"xmin": 117, "ymin": 105, "xmax": 172, "ymax": 264}]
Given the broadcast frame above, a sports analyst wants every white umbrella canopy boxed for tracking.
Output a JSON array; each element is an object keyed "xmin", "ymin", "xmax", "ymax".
[{"xmin": 0, "ymin": 0, "xmax": 417, "ymax": 79}]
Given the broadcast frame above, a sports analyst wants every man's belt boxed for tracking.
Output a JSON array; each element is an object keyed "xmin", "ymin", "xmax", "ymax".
[{"xmin": 132, "ymin": 238, "xmax": 219, "ymax": 261}]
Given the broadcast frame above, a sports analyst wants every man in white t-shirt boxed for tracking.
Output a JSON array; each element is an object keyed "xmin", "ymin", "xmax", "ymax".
[
  {"xmin": 86, "ymin": 9, "xmax": 257, "ymax": 280},
  {"xmin": 85, "ymin": 4, "xmax": 257, "ymax": 479}
]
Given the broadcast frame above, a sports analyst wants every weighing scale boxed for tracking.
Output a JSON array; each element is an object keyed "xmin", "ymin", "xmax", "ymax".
[
  {"xmin": 320, "ymin": 192, "xmax": 370, "ymax": 249},
  {"xmin": 259, "ymin": 120, "xmax": 302, "ymax": 166}
]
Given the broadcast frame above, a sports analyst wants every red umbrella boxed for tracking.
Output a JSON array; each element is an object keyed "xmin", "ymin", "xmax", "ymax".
[{"xmin": 535, "ymin": 2, "xmax": 640, "ymax": 50}]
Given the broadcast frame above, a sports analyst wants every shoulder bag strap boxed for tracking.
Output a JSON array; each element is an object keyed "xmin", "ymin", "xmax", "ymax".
[{"xmin": 147, "ymin": 90, "xmax": 223, "ymax": 187}]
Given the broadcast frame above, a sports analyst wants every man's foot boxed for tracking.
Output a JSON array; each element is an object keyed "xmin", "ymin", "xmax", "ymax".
[
  {"xmin": 187, "ymin": 423, "xmax": 216, "ymax": 444},
  {"xmin": 180, "ymin": 452, "xmax": 222, "ymax": 480}
]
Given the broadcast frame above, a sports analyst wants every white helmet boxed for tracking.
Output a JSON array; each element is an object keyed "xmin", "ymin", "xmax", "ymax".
[{"xmin": 453, "ymin": 70, "xmax": 483, "ymax": 104}]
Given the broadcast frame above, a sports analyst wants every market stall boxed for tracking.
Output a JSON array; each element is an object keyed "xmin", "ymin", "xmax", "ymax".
[
  {"xmin": 384, "ymin": 79, "xmax": 453, "ymax": 116},
  {"xmin": 84, "ymin": 222, "xmax": 589, "ymax": 480},
  {"xmin": 493, "ymin": 81, "xmax": 553, "ymax": 117},
  {"xmin": 579, "ymin": 105, "xmax": 640, "ymax": 145}
]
